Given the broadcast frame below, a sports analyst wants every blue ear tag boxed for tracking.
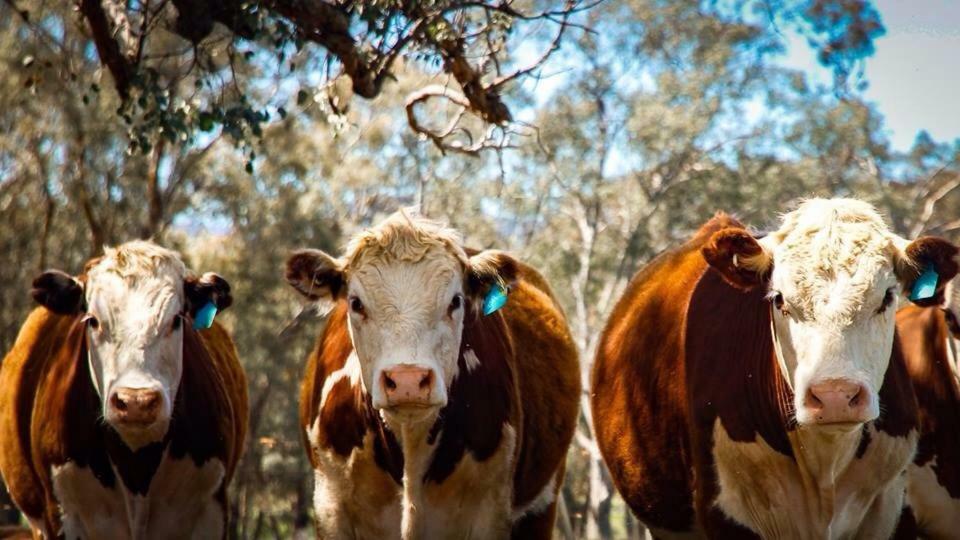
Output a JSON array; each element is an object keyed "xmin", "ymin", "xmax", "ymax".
[
  {"xmin": 193, "ymin": 301, "xmax": 218, "ymax": 330},
  {"xmin": 482, "ymin": 284, "xmax": 508, "ymax": 316},
  {"xmin": 910, "ymin": 264, "xmax": 939, "ymax": 301}
]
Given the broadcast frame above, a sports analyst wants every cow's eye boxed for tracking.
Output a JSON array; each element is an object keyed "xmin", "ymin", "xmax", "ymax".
[
  {"xmin": 172, "ymin": 315, "xmax": 182, "ymax": 331},
  {"xmin": 448, "ymin": 294, "xmax": 463, "ymax": 314},
  {"xmin": 877, "ymin": 288, "xmax": 896, "ymax": 314},
  {"xmin": 771, "ymin": 292, "xmax": 787, "ymax": 314},
  {"xmin": 349, "ymin": 296, "xmax": 366, "ymax": 316},
  {"xmin": 84, "ymin": 314, "xmax": 100, "ymax": 330}
]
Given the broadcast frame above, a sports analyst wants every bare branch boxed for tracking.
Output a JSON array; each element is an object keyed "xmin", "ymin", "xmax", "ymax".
[
  {"xmin": 405, "ymin": 84, "xmax": 516, "ymax": 155},
  {"xmin": 78, "ymin": 0, "xmax": 134, "ymax": 99},
  {"xmin": 911, "ymin": 167, "xmax": 960, "ymax": 237}
]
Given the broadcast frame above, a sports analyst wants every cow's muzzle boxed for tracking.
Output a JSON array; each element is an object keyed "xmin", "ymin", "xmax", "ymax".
[
  {"xmin": 802, "ymin": 378, "xmax": 872, "ymax": 425},
  {"xmin": 109, "ymin": 387, "xmax": 164, "ymax": 426},
  {"xmin": 380, "ymin": 364, "xmax": 436, "ymax": 408}
]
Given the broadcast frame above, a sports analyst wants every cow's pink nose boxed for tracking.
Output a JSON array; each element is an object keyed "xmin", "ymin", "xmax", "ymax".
[
  {"xmin": 804, "ymin": 379, "xmax": 869, "ymax": 424},
  {"xmin": 110, "ymin": 388, "xmax": 162, "ymax": 425},
  {"xmin": 381, "ymin": 365, "xmax": 434, "ymax": 406}
]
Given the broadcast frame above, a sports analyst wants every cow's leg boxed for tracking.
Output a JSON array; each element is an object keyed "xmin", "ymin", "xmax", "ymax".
[
  {"xmin": 510, "ymin": 465, "xmax": 564, "ymax": 540},
  {"xmin": 854, "ymin": 476, "xmax": 907, "ymax": 540},
  {"xmin": 312, "ymin": 479, "xmax": 356, "ymax": 540},
  {"xmin": 510, "ymin": 501, "xmax": 557, "ymax": 540}
]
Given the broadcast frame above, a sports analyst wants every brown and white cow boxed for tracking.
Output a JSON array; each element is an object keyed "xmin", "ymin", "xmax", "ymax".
[
  {"xmin": 285, "ymin": 211, "xmax": 580, "ymax": 539},
  {"xmin": 896, "ymin": 285, "xmax": 960, "ymax": 538},
  {"xmin": 592, "ymin": 198, "xmax": 958, "ymax": 538},
  {"xmin": 0, "ymin": 241, "xmax": 248, "ymax": 539}
]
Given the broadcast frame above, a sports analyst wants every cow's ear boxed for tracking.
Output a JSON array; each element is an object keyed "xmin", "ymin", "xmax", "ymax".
[
  {"xmin": 184, "ymin": 272, "xmax": 233, "ymax": 317},
  {"xmin": 31, "ymin": 270, "xmax": 85, "ymax": 315},
  {"xmin": 702, "ymin": 227, "xmax": 772, "ymax": 291},
  {"xmin": 894, "ymin": 236, "xmax": 959, "ymax": 307},
  {"xmin": 285, "ymin": 249, "xmax": 344, "ymax": 301},
  {"xmin": 466, "ymin": 250, "xmax": 519, "ymax": 300}
]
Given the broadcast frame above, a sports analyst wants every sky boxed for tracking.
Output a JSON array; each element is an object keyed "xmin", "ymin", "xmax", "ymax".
[{"xmin": 777, "ymin": 0, "xmax": 960, "ymax": 151}]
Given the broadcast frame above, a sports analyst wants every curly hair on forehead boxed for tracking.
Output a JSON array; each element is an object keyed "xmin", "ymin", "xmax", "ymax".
[
  {"xmin": 343, "ymin": 208, "xmax": 469, "ymax": 271},
  {"xmin": 87, "ymin": 240, "xmax": 188, "ymax": 282}
]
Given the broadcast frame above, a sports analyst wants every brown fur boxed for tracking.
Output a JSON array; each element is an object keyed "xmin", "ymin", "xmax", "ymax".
[
  {"xmin": 592, "ymin": 213, "xmax": 920, "ymax": 536},
  {"xmin": 0, "ymin": 308, "xmax": 248, "ymax": 537},
  {"xmin": 299, "ymin": 258, "xmax": 579, "ymax": 538},
  {"xmin": 897, "ymin": 305, "xmax": 960, "ymax": 535}
]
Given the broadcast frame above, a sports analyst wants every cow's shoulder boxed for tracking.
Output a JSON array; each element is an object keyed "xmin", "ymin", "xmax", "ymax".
[
  {"xmin": 424, "ymin": 306, "xmax": 518, "ymax": 485},
  {"xmin": 300, "ymin": 302, "xmax": 352, "ymax": 456},
  {"xmin": 686, "ymin": 267, "xmax": 792, "ymax": 455},
  {"xmin": 897, "ymin": 305, "xmax": 960, "ymax": 531},
  {"xmin": 0, "ymin": 309, "xmax": 85, "ymax": 523},
  {"xmin": 194, "ymin": 321, "xmax": 248, "ymax": 476},
  {"xmin": 496, "ymin": 271, "xmax": 578, "ymax": 510},
  {"xmin": 302, "ymin": 303, "xmax": 404, "ymax": 483},
  {"xmin": 590, "ymin": 214, "xmax": 743, "ymax": 531}
]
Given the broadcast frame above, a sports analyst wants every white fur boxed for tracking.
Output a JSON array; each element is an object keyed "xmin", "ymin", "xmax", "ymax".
[
  {"xmin": 83, "ymin": 241, "xmax": 188, "ymax": 450},
  {"xmin": 307, "ymin": 422, "xmax": 403, "ymax": 540},
  {"xmin": 907, "ymin": 459, "xmax": 960, "ymax": 538},
  {"xmin": 759, "ymin": 199, "xmax": 914, "ymax": 425},
  {"xmin": 711, "ymin": 418, "xmax": 915, "ymax": 539},
  {"xmin": 51, "ymin": 452, "xmax": 225, "ymax": 539},
  {"xmin": 461, "ymin": 349, "xmax": 481, "ymax": 374},
  {"xmin": 348, "ymin": 260, "xmax": 464, "ymax": 413},
  {"xmin": 395, "ymin": 421, "xmax": 516, "ymax": 540}
]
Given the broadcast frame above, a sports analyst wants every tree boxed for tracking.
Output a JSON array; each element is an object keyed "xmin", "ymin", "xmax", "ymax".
[{"xmin": 5, "ymin": 0, "xmax": 886, "ymax": 158}]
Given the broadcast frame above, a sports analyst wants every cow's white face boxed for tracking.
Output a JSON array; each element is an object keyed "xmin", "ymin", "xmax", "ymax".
[
  {"xmin": 703, "ymin": 198, "xmax": 958, "ymax": 430},
  {"xmin": 347, "ymin": 253, "xmax": 466, "ymax": 420},
  {"xmin": 84, "ymin": 260, "xmax": 186, "ymax": 450},
  {"xmin": 285, "ymin": 210, "xmax": 517, "ymax": 429},
  {"xmin": 763, "ymin": 235, "xmax": 899, "ymax": 428},
  {"xmin": 30, "ymin": 240, "xmax": 232, "ymax": 451}
]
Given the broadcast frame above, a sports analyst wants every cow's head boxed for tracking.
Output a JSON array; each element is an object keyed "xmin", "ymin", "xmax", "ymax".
[
  {"xmin": 31, "ymin": 241, "xmax": 232, "ymax": 450},
  {"xmin": 703, "ymin": 198, "xmax": 958, "ymax": 429},
  {"xmin": 286, "ymin": 210, "xmax": 516, "ymax": 426}
]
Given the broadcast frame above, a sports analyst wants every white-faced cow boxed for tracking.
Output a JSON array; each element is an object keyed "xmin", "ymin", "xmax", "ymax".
[
  {"xmin": 0, "ymin": 241, "xmax": 248, "ymax": 539},
  {"xmin": 592, "ymin": 198, "xmax": 958, "ymax": 538},
  {"xmin": 896, "ymin": 277, "xmax": 960, "ymax": 538},
  {"xmin": 285, "ymin": 210, "xmax": 580, "ymax": 539}
]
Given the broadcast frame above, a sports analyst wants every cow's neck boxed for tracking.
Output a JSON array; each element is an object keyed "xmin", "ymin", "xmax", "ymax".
[
  {"xmin": 383, "ymin": 415, "xmax": 440, "ymax": 537},
  {"xmin": 789, "ymin": 426, "xmax": 862, "ymax": 491}
]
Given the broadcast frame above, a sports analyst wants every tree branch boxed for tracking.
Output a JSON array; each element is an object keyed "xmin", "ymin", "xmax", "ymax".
[{"xmin": 78, "ymin": 0, "xmax": 134, "ymax": 99}]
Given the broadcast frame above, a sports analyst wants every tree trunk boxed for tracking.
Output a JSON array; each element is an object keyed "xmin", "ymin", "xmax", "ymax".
[
  {"xmin": 585, "ymin": 454, "xmax": 613, "ymax": 539},
  {"xmin": 143, "ymin": 139, "xmax": 166, "ymax": 240}
]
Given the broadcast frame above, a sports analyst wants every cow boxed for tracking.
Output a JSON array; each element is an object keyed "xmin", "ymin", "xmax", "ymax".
[
  {"xmin": 591, "ymin": 198, "xmax": 959, "ymax": 539},
  {"xmin": 0, "ymin": 241, "xmax": 248, "ymax": 539},
  {"xmin": 284, "ymin": 210, "xmax": 580, "ymax": 539},
  {"xmin": 896, "ymin": 286, "xmax": 960, "ymax": 538}
]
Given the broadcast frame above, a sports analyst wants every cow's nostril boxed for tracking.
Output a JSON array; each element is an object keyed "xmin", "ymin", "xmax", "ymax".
[
  {"xmin": 419, "ymin": 371, "xmax": 433, "ymax": 390},
  {"xmin": 111, "ymin": 393, "xmax": 127, "ymax": 411},
  {"xmin": 140, "ymin": 392, "xmax": 160, "ymax": 410},
  {"xmin": 805, "ymin": 390, "xmax": 823, "ymax": 409},
  {"xmin": 383, "ymin": 374, "xmax": 397, "ymax": 391},
  {"xmin": 849, "ymin": 387, "xmax": 863, "ymax": 407}
]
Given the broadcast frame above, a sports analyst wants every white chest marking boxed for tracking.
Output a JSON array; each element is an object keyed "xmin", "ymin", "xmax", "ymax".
[
  {"xmin": 51, "ymin": 451, "xmax": 226, "ymax": 539},
  {"xmin": 907, "ymin": 458, "xmax": 960, "ymax": 537},
  {"xmin": 711, "ymin": 419, "xmax": 914, "ymax": 539}
]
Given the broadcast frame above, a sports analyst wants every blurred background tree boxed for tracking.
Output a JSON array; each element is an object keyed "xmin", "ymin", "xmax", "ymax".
[{"xmin": 1, "ymin": 0, "xmax": 957, "ymax": 537}]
